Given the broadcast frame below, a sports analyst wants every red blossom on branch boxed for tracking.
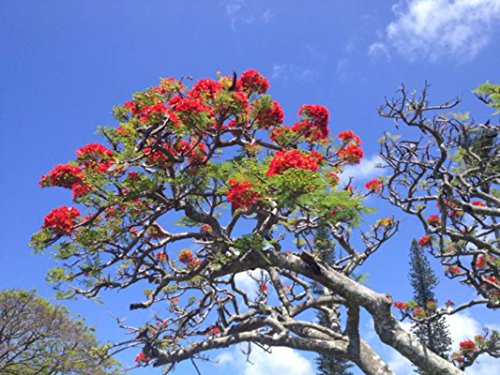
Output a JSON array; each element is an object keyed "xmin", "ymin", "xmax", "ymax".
[
  {"xmin": 42, "ymin": 206, "xmax": 81, "ymax": 236},
  {"xmin": 266, "ymin": 149, "xmax": 323, "ymax": 177}
]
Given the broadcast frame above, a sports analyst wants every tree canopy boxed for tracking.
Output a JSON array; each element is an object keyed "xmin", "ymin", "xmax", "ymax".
[
  {"xmin": 0, "ymin": 289, "xmax": 122, "ymax": 375},
  {"xmin": 30, "ymin": 71, "xmax": 499, "ymax": 374}
]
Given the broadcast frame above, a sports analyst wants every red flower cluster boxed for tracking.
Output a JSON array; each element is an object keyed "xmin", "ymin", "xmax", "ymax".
[
  {"xmin": 42, "ymin": 206, "xmax": 80, "ymax": 236},
  {"xmin": 208, "ymin": 326, "xmax": 221, "ymax": 336},
  {"xmin": 76, "ymin": 143, "xmax": 113, "ymax": 160},
  {"xmin": 394, "ymin": 301, "xmax": 407, "ymax": 310},
  {"xmin": 135, "ymin": 351, "xmax": 148, "ymax": 363},
  {"xmin": 446, "ymin": 265, "xmax": 461, "ymax": 275},
  {"xmin": 338, "ymin": 144, "xmax": 364, "ymax": 165},
  {"xmin": 365, "ymin": 178, "xmax": 383, "ymax": 194},
  {"xmin": 266, "ymin": 149, "xmax": 323, "ymax": 177},
  {"xmin": 338, "ymin": 130, "xmax": 362, "ymax": 145},
  {"xmin": 418, "ymin": 235, "xmax": 432, "ymax": 247},
  {"xmin": 253, "ymin": 101, "xmax": 284, "ymax": 129},
  {"xmin": 472, "ymin": 200, "xmax": 485, "ymax": 207},
  {"xmin": 200, "ymin": 224, "xmax": 213, "ymax": 234},
  {"xmin": 413, "ymin": 307, "xmax": 426, "ymax": 318},
  {"xmin": 189, "ymin": 79, "xmax": 223, "ymax": 100},
  {"xmin": 259, "ymin": 284, "xmax": 268, "ymax": 294},
  {"xmin": 176, "ymin": 140, "xmax": 207, "ymax": 166},
  {"xmin": 237, "ymin": 69, "xmax": 270, "ymax": 95},
  {"xmin": 40, "ymin": 164, "xmax": 82, "ymax": 188},
  {"xmin": 292, "ymin": 104, "xmax": 330, "ymax": 142},
  {"xmin": 156, "ymin": 252, "xmax": 168, "ymax": 262},
  {"xmin": 226, "ymin": 178, "xmax": 261, "ymax": 211},
  {"xmin": 459, "ymin": 340, "xmax": 476, "ymax": 353},
  {"xmin": 427, "ymin": 214, "xmax": 441, "ymax": 227},
  {"xmin": 76, "ymin": 143, "xmax": 114, "ymax": 173},
  {"xmin": 475, "ymin": 255, "xmax": 487, "ymax": 269},
  {"xmin": 328, "ymin": 173, "xmax": 340, "ymax": 186},
  {"xmin": 169, "ymin": 97, "xmax": 212, "ymax": 116},
  {"xmin": 178, "ymin": 249, "xmax": 195, "ymax": 265}
]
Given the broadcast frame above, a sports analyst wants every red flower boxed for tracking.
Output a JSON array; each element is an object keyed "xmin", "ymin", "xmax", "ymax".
[
  {"xmin": 237, "ymin": 69, "xmax": 270, "ymax": 95},
  {"xmin": 446, "ymin": 265, "xmax": 461, "ymax": 275},
  {"xmin": 427, "ymin": 214, "xmax": 440, "ymax": 227},
  {"xmin": 266, "ymin": 149, "xmax": 323, "ymax": 177},
  {"xmin": 42, "ymin": 206, "xmax": 81, "ymax": 236},
  {"xmin": 226, "ymin": 178, "xmax": 261, "ymax": 211},
  {"xmin": 328, "ymin": 173, "xmax": 340, "ymax": 186},
  {"xmin": 208, "ymin": 326, "xmax": 221, "ymax": 336},
  {"xmin": 156, "ymin": 252, "xmax": 168, "ymax": 262},
  {"xmin": 413, "ymin": 307, "xmax": 426, "ymax": 318},
  {"xmin": 338, "ymin": 144, "xmax": 363, "ymax": 165},
  {"xmin": 169, "ymin": 97, "xmax": 212, "ymax": 116},
  {"xmin": 445, "ymin": 300, "xmax": 455, "ymax": 307},
  {"xmin": 76, "ymin": 143, "xmax": 113, "ymax": 159},
  {"xmin": 71, "ymin": 183, "xmax": 91, "ymax": 200},
  {"xmin": 189, "ymin": 79, "xmax": 223, "ymax": 100},
  {"xmin": 475, "ymin": 255, "xmax": 487, "ymax": 269},
  {"xmin": 178, "ymin": 249, "xmax": 195, "ymax": 265},
  {"xmin": 253, "ymin": 101, "xmax": 284, "ymax": 129},
  {"xmin": 418, "ymin": 235, "xmax": 432, "ymax": 247},
  {"xmin": 291, "ymin": 104, "xmax": 330, "ymax": 142},
  {"xmin": 200, "ymin": 224, "xmax": 213, "ymax": 234},
  {"xmin": 365, "ymin": 178, "xmax": 383, "ymax": 194},
  {"xmin": 134, "ymin": 351, "xmax": 148, "ymax": 363},
  {"xmin": 472, "ymin": 200, "xmax": 485, "ymax": 207},
  {"xmin": 338, "ymin": 130, "xmax": 362, "ymax": 145},
  {"xmin": 175, "ymin": 140, "xmax": 207, "ymax": 166},
  {"xmin": 40, "ymin": 164, "xmax": 83, "ymax": 188},
  {"xmin": 259, "ymin": 284, "xmax": 268, "ymax": 294},
  {"xmin": 459, "ymin": 340, "xmax": 476, "ymax": 353},
  {"xmin": 393, "ymin": 301, "xmax": 407, "ymax": 310}
]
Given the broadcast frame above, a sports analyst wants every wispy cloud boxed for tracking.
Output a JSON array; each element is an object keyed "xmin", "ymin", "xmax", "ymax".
[
  {"xmin": 369, "ymin": 0, "xmax": 500, "ymax": 62},
  {"xmin": 271, "ymin": 63, "xmax": 317, "ymax": 82},
  {"xmin": 223, "ymin": 0, "xmax": 254, "ymax": 31}
]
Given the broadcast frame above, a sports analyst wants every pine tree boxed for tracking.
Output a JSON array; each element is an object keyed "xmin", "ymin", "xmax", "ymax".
[
  {"xmin": 409, "ymin": 239, "xmax": 452, "ymax": 365},
  {"xmin": 314, "ymin": 226, "xmax": 354, "ymax": 375}
]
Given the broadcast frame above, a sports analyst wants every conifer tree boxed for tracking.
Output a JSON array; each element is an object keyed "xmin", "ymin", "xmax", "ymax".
[
  {"xmin": 409, "ymin": 239, "xmax": 452, "ymax": 362},
  {"xmin": 314, "ymin": 227, "xmax": 354, "ymax": 375}
]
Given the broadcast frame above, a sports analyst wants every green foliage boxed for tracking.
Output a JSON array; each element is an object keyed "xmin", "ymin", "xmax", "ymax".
[
  {"xmin": 0, "ymin": 289, "xmax": 122, "ymax": 375},
  {"xmin": 473, "ymin": 81, "xmax": 500, "ymax": 114}
]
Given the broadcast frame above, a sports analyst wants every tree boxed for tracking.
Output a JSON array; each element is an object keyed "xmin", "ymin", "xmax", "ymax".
[
  {"xmin": 379, "ymin": 83, "xmax": 500, "ymax": 370},
  {"xmin": 30, "ymin": 70, "xmax": 498, "ymax": 374},
  {"xmin": 408, "ymin": 239, "xmax": 451, "ymax": 364},
  {"xmin": 313, "ymin": 227, "xmax": 354, "ymax": 375},
  {"xmin": 0, "ymin": 289, "xmax": 122, "ymax": 375}
]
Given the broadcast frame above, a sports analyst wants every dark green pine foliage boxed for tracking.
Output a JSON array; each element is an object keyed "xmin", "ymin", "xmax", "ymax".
[
  {"xmin": 409, "ymin": 239, "xmax": 452, "ymax": 364},
  {"xmin": 313, "ymin": 226, "xmax": 354, "ymax": 375}
]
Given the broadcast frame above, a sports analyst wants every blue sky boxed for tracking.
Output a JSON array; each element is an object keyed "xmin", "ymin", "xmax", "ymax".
[{"xmin": 0, "ymin": 0, "xmax": 499, "ymax": 373}]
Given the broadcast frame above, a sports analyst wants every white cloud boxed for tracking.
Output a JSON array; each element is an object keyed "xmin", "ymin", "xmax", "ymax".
[
  {"xmin": 367, "ymin": 42, "xmax": 391, "ymax": 61},
  {"xmin": 271, "ymin": 63, "xmax": 317, "ymax": 82},
  {"xmin": 215, "ymin": 351, "xmax": 234, "ymax": 366},
  {"xmin": 340, "ymin": 154, "xmax": 385, "ymax": 183},
  {"xmin": 243, "ymin": 346, "xmax": 314, "ymax": 375},
  {"xmin": 371, "ymin": 0, "xmax": 500, "ymax": 62},
  {"xmin": 234, "ymin": 269, "xmax": 263, "ymax": 299}
]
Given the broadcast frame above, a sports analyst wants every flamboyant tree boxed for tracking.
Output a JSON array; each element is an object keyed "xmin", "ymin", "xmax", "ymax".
[
  {"xmin": 0, "ymin": 289, "xmax": 122, "ymax": 375},
  {"xmin": 30, "ymin": 71, "xmax": 498, "ymax": 374}
]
